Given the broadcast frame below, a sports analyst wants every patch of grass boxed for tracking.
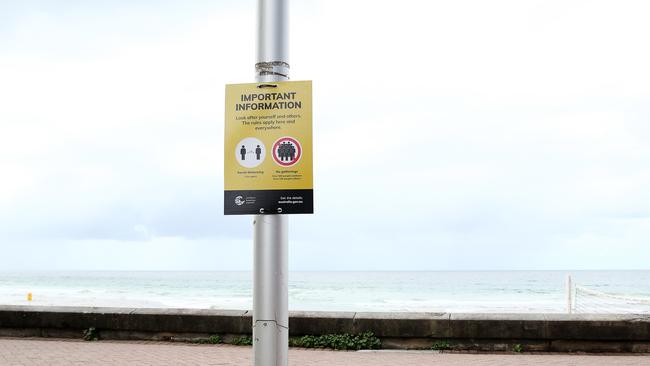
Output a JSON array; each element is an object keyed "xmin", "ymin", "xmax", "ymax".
[
  {"xmin": 431, "ymin": 340, "xmax": 451, "ymax": 350},
  {"xmin": 289, "ymin": 332, "xmax": 381, "ymax": 351},
  {"xmin": 231, "ymin": 335, "xmax": 253, "ymax": 346},
  {"xmin": 82, "ymin": 327, "xmax": 99, "ymax": 342},
  {"xmin": 513, "ymin": 343, "xmax": 523, "ymax": 353},
  {"xmin": 194, "ymin": 335, "xmax": 222, "ymax": 344}
]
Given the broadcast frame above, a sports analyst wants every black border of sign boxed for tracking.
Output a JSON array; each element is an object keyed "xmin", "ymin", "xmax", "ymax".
[{"xmin": 224, "ymin": 189, "xmax": 314, "ymax": 215}]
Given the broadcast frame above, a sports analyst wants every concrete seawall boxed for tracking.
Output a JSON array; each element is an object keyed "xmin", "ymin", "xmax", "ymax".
[{"xmin": 0, "ymin": 306, "xmax": 649, "ymax": 352}]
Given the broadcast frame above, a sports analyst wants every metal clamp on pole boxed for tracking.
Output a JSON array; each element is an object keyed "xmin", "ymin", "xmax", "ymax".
[{"xmin": 253, "ymin": 1, "xmax": 289, "ymax": 365}]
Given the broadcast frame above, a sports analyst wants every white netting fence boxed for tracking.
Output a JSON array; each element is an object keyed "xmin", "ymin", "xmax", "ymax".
[{"xmin": 572, "ymin": 285, "xmax": 650, "ymax": 314}]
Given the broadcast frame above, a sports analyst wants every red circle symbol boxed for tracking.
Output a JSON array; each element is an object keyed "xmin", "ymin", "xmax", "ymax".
[{"xmin": 272, "ymin": 137, "xmax": 302, "ymax": 167}]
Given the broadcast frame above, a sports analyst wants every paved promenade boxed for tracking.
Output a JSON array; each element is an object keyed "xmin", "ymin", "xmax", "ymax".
[{"xmin": 0, "ymin": 338, "xmax": 649, "ymax": 366}]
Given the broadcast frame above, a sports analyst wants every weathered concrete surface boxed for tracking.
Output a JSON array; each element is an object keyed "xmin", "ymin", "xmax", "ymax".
[
  {"xmin": 448, "ymin": 313, "xmax": 650, "ymax": 341},
  {"xmin": 353, "ymin": 312, "xmax": 449, "ymax": 338},
  {"xmin": 0, "ymin": 306, "xmax": 649, "ymax": 352},
  {"xmin": 0, "ymin": 306, "xmax": 252, "ymax": 335},
  {"xmin": 289, "ymin": 311, "xmax": 355, "ymax": 335}
]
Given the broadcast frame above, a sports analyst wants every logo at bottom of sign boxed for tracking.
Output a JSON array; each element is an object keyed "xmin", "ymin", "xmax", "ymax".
[{"xmin": 234, "ymin": 195, "xmax": 257, "ymax": 206}]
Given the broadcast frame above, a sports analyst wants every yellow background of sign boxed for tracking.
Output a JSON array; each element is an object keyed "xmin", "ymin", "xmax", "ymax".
[{"xmin": 224, "ymin": 80, "xmax": 313, "ymax": 191}]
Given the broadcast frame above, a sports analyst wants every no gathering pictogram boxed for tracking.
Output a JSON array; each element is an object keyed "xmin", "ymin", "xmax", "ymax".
[{"xmin": 272, "ymin": 137, "xmax": 302, "ymax": 167}]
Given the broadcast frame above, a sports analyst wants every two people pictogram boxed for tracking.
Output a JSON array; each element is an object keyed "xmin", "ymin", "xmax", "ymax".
[
  {"xmin": 236, "ymin": 137, "xmax": 266, "ymax": 168},
  {"xmin": 240, "ymin": 145, "xmax": 262, "ymax": 161}
]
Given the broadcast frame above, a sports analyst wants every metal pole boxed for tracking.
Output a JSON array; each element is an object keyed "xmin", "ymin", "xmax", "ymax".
[
  {"xmin": 566, "ymin": 274, "xmax": 573, "ymax": 314},
  {"xmin": 253, "ymin": 1, "xmax": 289, "ymax": 365}
]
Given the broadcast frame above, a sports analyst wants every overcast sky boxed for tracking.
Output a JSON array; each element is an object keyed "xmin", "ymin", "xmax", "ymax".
[{"xmin": 1, "ymin": 0, "xmax": 649, "ymax": 271}]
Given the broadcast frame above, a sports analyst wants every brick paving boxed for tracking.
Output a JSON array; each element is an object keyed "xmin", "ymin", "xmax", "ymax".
[{"xmin": 0, "ymin": 338, "xmax": 649, "ymax": 366}]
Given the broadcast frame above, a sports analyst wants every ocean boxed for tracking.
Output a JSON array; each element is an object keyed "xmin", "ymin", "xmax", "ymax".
[{"xmin": 1, "ymin": 271, "xmax": 650, "ymax": 313}]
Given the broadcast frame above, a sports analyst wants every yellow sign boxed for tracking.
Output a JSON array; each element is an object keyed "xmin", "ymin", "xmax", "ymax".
[{"xmin": 224, "ymin": 80, "xmax": 313, "ymax": 215}]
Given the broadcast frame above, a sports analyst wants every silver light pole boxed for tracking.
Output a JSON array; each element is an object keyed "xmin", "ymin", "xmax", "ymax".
[{"xmin": 253, "ymin": 1, "xmax": 289, "ymax": 365}]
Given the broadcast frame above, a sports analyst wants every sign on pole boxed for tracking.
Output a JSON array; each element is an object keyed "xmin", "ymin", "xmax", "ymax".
[{"xmin": 224, "ymin": 80, "xmax": 313, "ymax": 215}]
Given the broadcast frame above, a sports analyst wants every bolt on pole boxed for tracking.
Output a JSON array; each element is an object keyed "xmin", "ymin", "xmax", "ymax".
[{"xmin": 253, "ymin": 1, "xmax": 289, "ymax": 365}]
